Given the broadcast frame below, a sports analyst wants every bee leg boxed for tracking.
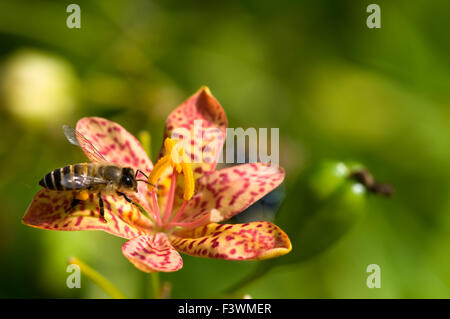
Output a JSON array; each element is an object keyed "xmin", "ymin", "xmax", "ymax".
[
  {"xmin": 98, "ymin": 194, "xmax": 107, "ymax": 223},
  {"xmin": 116, "ymin": 191, "xmax": 132, "ymax": 203},
  {"xmin": 116, "ymin": 191, "xmax": 147, "ymax": 216},
  {"xmin": 66, "ymin": 198, "xmax": 81, "ymax": 213}
]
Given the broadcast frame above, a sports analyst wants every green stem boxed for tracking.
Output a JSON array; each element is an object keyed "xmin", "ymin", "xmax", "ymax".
[
  {"xmin": 151, "ymin": 272, "xmax": 161, "ymax": 299},
  {"xmin": 68, "ymin": 257, "xmax": 127, "ymax": 299}
]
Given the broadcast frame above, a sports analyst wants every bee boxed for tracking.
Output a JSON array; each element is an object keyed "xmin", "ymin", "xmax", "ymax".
[{"xmin": 39, "ymin": 125, "xmax": 151, "ymax": 222}]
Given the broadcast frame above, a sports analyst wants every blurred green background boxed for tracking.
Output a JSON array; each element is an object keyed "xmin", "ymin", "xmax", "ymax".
[{"xmin": 1, "ymin": 0, "xmax": 450, "ymax": 298}]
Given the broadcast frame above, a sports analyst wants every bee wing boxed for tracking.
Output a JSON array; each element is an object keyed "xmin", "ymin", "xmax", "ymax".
[
  {"xmin": 63, "ymin": 125, "xmax": 107, "ymax": 163},
  {"xmin": 60, "ymin": 174, "xmax": 108, "ymax": 189}
]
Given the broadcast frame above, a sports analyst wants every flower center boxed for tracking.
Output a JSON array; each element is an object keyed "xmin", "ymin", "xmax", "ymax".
[{"xmin": 146, "ymin": 138, "xmax": 201, "ymax": 231}]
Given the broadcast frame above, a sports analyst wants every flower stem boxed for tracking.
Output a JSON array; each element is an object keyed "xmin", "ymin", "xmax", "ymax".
[
  {"xmin": 151, "ymin": 272, "xmax": 161, "ymax": 299},
  {"xmin": 68, "ymin": 256, "xmax": 127, "ymax": 299}
]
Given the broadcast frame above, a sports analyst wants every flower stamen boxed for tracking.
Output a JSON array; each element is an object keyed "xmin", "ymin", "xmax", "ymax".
[
  {"xmin": 163, "ymin": 171, "xmax": 177, "ymax": 224},
  {"xmin": 181, "ymin": 158, "xmax": 194, "ymax": 201},
  {"xmin": 147, "ymin": 154, "xmax": 171, "ymax": 193},
  {"xmin": 146, "ymin": 137, "xmax": 196, "ymax": 229},
  {"xmin": 151, "ymin": 191, "xmax": 163, "ymax": 228},
  {"xmin": 169, "ymin": 200, "xmax": 188, "ymax": 225},
  {"xmin": 147, "ymin": 137, "xmax": 195, "ymax": 212}
]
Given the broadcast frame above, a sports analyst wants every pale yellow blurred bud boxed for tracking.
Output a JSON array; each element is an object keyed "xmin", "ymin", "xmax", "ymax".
[{"xmin": 0, "ymin": 49, "xmax": 78, "ymax": 124}]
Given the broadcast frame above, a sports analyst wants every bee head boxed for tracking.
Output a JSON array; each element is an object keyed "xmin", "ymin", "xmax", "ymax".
[{"xmin": 120, "ymin": 168, "xmax": 138, "ymax": 192}]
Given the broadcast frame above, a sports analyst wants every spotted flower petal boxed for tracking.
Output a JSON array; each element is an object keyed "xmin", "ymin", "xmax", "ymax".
[
  {"xmin": 174, "ymin": 163, "xmax": 285, "ymax": 225},
  {"xmin": 156, "ymin": 87, "xmax": 227, "ymax": 209},
  {"xmin": 161, "ymin": 86, "xmax": 227, "ymax": 175},
  {"xmin": 76, "ymin": 117, "xmax": 153, "ymax": 170},
  {"xmin": 122, "ymin": 233, "xmax": 183, "ymax": 272},
  {"xmin": 22, "ymin": 189, "xmax": 152, "ymax": 239},
  {"xmin": 76, "ymin": 117, "xmax": 153, "ymax": 212},
  {"xmin": 170, "ymin": 222, "xmax": 291, "ymax": 260}
]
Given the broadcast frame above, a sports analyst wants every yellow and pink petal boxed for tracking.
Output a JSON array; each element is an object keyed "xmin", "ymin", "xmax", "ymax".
[
  {"xmin": 170, "ymin": 222, "xmax": 291, "ymax": 260},
  {"xmin": 155, "ymin": 87, "xmax": 228, "ymax": 210},
  {"xmin": 76, "ymin": 117, "xmax": 154, "ymax": 211},
  {"xmin": 161, "ymin": 86, "xmax": 227, "ymax": 176},
  {"xmin": 122, "ymin": 233, "xmax": 183, "ymax": 272},
  {"xmin": 22, "ymin": 189, "xmax": 152, "ymax": 239},
  {"xmin": 173, "ymin": 163, "xmax": 285, "ymax": 225},
  {"xmin": 76, "ymin": 117, "xmax": 153, "ymax": 171}
]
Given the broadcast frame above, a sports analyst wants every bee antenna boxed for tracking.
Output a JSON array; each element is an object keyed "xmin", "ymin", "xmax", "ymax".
[
  {"xmin": 135, "ymin": 169, "xmax": 149, "ymax": 179},
  {"xmin": 136, "ymin": 179, "xmax": 157, "ymax": 188}
]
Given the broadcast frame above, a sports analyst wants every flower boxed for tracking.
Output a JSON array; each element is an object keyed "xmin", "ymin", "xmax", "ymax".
[{"xmin": 23, "ymin": 87, "xmax": 291, "ymax": 273}]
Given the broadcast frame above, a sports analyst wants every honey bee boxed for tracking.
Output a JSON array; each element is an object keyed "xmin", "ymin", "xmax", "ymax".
[{"xmin": 39, "ymin": 125, "xmax": 151, "ymax": 222}]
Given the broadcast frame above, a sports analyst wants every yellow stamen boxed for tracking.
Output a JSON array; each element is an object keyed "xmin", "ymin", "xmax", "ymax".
[
  {"xmin": 181, "ymin": 158, "xmax": 194, "ymax": 200},
  {"xmin": 148, "ymin": 137, "xmax": 195, "ymax": 200},
  {"xmin": 164, "ymin": 137, "xmax": 176, "ymax": 155},
  {"xmin": 165, "ymin": 137, "xmax": 183, "ymax": 173},
  {"xmin": 147, "ymin": 155, "xmax": 171, "ymax": 192}
]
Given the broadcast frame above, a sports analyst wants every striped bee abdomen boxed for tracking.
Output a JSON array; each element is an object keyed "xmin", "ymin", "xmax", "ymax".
[
  {"xmin": 39, "ymin": 167, "xmax": 66, "ymax": 190},
  {"xmin": 39, "ymin": 164, "xmax": 90, "ymax": 190}
]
